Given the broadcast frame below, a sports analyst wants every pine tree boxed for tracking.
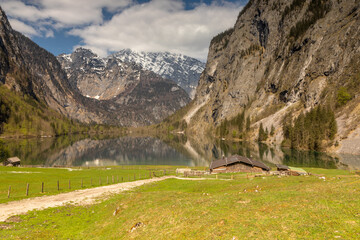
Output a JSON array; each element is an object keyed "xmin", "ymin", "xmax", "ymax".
[
  {"xmin": 258, "ymin": 123, "xmax": 268, "ymax": 142},
  {"xmin": 246, "ymin": 116, "xmax": 251, "ymax": 132}
]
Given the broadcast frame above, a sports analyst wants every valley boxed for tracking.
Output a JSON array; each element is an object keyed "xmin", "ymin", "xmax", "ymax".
[{"xmin": 0, "ymin": 0, "xmax": 360, "ymax": 238}]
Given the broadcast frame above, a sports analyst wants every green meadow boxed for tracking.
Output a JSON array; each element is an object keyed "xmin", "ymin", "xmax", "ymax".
[
  {"xmin": 0, "ymin": 166, "xmax": 178, "ymax": 204},
  {"xmin": 0, "ymin": 168, "xmax": 359, "ymax": 239}
]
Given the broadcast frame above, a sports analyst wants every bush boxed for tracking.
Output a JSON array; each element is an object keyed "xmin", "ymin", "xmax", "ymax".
[{"xmin": 337, "ymin": 87, "xmax": 352, "ymax": 107}]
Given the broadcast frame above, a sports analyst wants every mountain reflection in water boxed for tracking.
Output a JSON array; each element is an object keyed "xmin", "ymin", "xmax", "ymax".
[{"xmin": 3, "ymin": 136, "xmax": 360, "ymax": 170}]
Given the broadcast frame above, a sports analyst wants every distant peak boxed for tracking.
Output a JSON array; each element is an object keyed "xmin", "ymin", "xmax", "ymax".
[
  {"xmin": 73, "ymin": 47, "xmax": 98, "ymax": 58},
  {"xmin": 0, "ymin": 6, "xmax": 13, "ymax": 32}
]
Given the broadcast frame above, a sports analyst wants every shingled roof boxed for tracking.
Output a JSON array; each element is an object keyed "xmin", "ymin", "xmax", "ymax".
[{"xmin": 210, "ymin": 155, "xmax": 270, "ymax": 171}]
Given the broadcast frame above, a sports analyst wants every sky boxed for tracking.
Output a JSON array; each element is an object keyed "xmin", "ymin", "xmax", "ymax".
[{"xmin": 0, "ymin": 0, "xmax": 248, "ymax": 61}]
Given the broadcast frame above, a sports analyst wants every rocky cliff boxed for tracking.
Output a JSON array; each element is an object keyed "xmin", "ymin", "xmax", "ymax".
[
  {"xmin": 182, "ymin": 0, "xmax": 360, "ymax": 154},
  {"xmin": 0, "ymin": 7, "xmax": 190, "ymax": 127}
]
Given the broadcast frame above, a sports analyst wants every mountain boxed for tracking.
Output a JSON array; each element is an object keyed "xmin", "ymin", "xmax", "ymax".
[
  {"xmin": 57, "ymin": 48, "xmax": 190, "ymax": 126},
  {"xmin": 0, "ymin": 6, "xmax": 190, "ymax": 129},
  {"xmin": 177, "ymin": 0, "xmax": 360, "ymax": 154},
  {"xmin": 111, "ymin": 49, "xmax": 205, "ymax": 99}
]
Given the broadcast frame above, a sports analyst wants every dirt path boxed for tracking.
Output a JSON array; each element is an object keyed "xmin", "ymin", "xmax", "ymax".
[{"xmin": 0, "ymin": 176, "xmax": 176, "ymax": 222}]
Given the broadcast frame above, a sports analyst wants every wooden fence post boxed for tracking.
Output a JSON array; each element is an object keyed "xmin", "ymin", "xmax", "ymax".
[
  {"xmin": 69, "ymin": 180, "xmax": 71, "ymax": 189},
  {"xmin": 26, "ymin": 183, "xmax": 29, "ymax": 196},
  {"xmin": 107, "ymin": 176, "xmax": 109, "ymax": 184},
  {"xmin": 117, "ymin": 176, "xmax": 119, "ymax": 182},
  {"xmin": 231, "ymin": 175, "xmax": 234, "ymax": 180},
  {"xmin": 99, "ymin": 177, "xmax": 102, "ymax": 185},
  {"xmin": 8, "ymin": 186, "xmax": 11, "ymax": 198},
  {"xmin": 57, "ymin": 180, "xmax": 59, "ymax": 191},
  {"xmin": 42, "ymin": 182, "xmax": 44, "ymax": 193},
  {"xmin": 216, "ymin": 175, "xmax": 218, "ymax": 179},
  {"xmin": 121, "ymin": 176, "xmax": 123, "ymax": 182},
  {"xmin": 112, "ymin": 175, "xmax": 114, "ymax": 183}
]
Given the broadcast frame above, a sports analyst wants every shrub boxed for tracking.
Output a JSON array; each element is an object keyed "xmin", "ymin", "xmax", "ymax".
[{"xmin": 337, "ymin": 87, "xmax": 352, "ymax": 106}]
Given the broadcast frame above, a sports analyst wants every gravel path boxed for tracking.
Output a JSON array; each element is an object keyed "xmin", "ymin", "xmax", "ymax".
[{"xmin": 0, "ymin": 176, "xmax": 175, "ymax": 222}]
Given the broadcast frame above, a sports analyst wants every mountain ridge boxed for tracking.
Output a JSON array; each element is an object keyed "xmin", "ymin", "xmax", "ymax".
[{"xmin": 58, "ymin": 48, "xmax": 204, "ymax": 99}]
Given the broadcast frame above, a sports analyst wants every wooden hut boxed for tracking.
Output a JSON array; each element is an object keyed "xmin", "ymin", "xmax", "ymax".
[
  {"xmin": 3, "ymin": 157, "xmax": 21, "ymax": 167},
  {"xmin": 276, "ymin": 164, "xmax": 290, "ymax": 172},
  {"xmin": 209, "ymin": 155, "xmax": 270, "ymax": 173}
]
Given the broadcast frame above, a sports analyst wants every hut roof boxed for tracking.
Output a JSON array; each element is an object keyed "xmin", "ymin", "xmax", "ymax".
[
  {"xmin": 276, "ymin": 164, "xmax": 289, "ymax": 170},
  {"xmin": 7, "ymin": 157, "xmax": 21, "ymax": 163},
  {"xmin": 210, "ymin": 155, "xmax": 270, "ymax": 171}
]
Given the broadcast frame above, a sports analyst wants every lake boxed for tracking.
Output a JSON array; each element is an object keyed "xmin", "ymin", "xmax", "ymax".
[{"xmin": 2, "ymin": 135, "xmax": 360, "ymax": 170}]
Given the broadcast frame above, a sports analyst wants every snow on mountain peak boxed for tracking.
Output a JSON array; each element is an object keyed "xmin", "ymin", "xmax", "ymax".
[{"xmin": 112, "ymin": 49, "xmax": 205, "ymax": 98}]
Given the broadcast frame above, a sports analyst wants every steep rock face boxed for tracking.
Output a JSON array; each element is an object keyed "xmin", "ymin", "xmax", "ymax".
[
  {"xmin": 112, "ymin": 49, "xmax": 205, "ymax": 99},
  {"xmin": 57, "ymin": 48, "xmax": 190, "ymax": 126},
  {"xmin": 184, "ymin": 0, "xmax": 360, "ymax": 154}
]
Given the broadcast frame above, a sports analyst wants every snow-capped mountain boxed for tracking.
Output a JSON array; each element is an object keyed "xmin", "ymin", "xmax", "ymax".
[
  {"xmin": 112, "ymin": 49, "xmax": 205, "ymax": 99},
  {"xmin": 57, "ymin": 48, "xmax": 190, "ymax": 126}
]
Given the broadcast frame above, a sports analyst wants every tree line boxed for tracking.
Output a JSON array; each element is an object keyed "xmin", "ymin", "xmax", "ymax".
[{"xmin": 282, "ymin": 105, "xmax": 337, "ymax": 151}]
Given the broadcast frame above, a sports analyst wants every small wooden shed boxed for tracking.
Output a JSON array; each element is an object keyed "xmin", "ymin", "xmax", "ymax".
[
  {"xmin": 209, "ymin": 155, "xmax": 270, "ymax": 173},
  {"xmin": 3, "ymin": 157, "xmax": 21, "ymax": 167},
  {"xmin": 276, "ymin": 164, "xmax": 290, "ymax": 171}
]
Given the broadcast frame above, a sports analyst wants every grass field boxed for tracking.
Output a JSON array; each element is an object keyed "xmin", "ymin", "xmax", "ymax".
[
  {"xmin": 0, "ymin": 168, "xmax": 359, "ymax": 239},
  {"xmin": 0, "ymin": 165, "xmax": 180, "ymax": 204}
]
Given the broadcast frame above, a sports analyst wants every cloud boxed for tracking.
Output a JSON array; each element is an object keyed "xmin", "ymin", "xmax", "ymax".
[
  {"xmin": 2, "ymin": 0, "xmax": 132, "ymax": 24},
  {"xmin": 7, "ymin": 18, "xmax": 38, "ymax": 37},
  {"xmin": 70, "ymin": 0, "xmax": 242, "ymax": 60},
  {"xmin": 1, "ymin": 0, "xmax": 243, "ymax": 60},
  {"xmin": 1, "ymin": 0, "xmax": 132, "ymax": 29}
]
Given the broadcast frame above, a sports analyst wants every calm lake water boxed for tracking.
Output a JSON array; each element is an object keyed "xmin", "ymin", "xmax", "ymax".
[{"xmin": 2, "ymin": 135, "xmax": 360, "ymax": 170}]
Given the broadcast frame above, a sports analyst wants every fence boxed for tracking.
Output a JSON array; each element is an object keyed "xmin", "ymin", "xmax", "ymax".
[{"xmin": 2, "ymin": 168, "xmax": 175, "ymax": 202}]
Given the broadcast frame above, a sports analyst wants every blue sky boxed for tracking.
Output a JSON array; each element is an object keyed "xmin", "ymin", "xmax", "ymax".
[{"xmin": 0, "ymin": 0, "xmax": 248, "ymax": 61}]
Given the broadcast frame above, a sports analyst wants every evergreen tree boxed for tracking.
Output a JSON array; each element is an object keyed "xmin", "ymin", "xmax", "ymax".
[
  {"xmin": 0, "ymin": 140, "xmax": 9, "ymax": 162},
  {"xmin": 246, "ymin": 116, "xmax": 251, "ymax": 132},
  {"xmin": 270, "ymin": 125, "xmax": 275, "ymax": 136},
  {"xmin": 238, "ymin": 111, "xmax": 245, "ymax": 132},
  {"xmin": 258, "ymin": 123, "xmax": 268, "ymax": 142},
  {"xmin": 282, "ymin": 106, "xmax": 337, "ymax": 151}
]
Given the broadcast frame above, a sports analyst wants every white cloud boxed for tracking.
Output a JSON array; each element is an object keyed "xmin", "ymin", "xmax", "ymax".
[
  {"xmin": 70, "ymin": 0, "xmax": 242, "ymax": 60},
  {"xmin": 0, "ymin": 0, "xmax": 132, "ymax": 29},
  {"xmin": 1, "ymin": 0, "xmax": 243, "ymax": 60},
  {"xmin": 8, "ymin": 18, "xmax": 39, "ymax": 37}
]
